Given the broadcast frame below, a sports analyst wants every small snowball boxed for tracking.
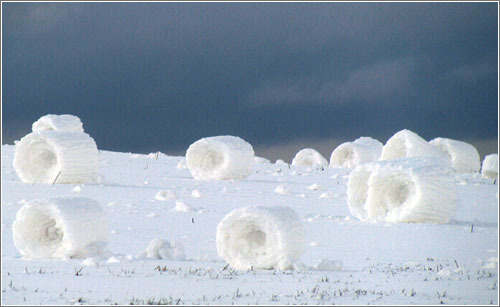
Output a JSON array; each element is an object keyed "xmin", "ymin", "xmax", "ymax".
[
  {"xmin": 177, "ymin": 159, "xmax": 187, "ymax": 169},
  {"xmin": 82, "ymin": 257, "xmax": 100, "ymax": 267},
  {"xmin": 307, "ymin": 183, "xmax": 322, "ymax": 191},
  {"xmin": 145, "ymin": 238, "xmax": 185, "ymax": 260},
  {"xmin": 172, "ymin": 200, "xmax": 191, "ymax": 212},
  {"xmin": 71, "ymin": 185, "xmax": 82, "ymax": 193},
  {"xmin": 155, "ymin": 190, "xmax": 177, "ymax": 201},
  {"xmin": 191, "ymin": 189, "xmax": 201, "ymax": 198},
  {"xmin": 106, "ymin": 256, "xmax": 120, "ymax": 264},
  {"xmin": 315, "ymin": 259, "xmax": 343, "ymax": 271},
  {"xmin": 319, "ymin": 192, "xmax": 334, "ymax": 199},
  {"xmin": 275, "ymin": 184, "xmax": 289, "ymax": 195}
]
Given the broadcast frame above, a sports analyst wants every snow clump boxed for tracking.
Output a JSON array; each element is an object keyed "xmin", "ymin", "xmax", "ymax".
[
  {"xmin": 380, "ymin": 129, "xmax": 449, "ymax": 165},
  {"xmin": 291, "ymin": 148, "xmax": 328, "ymax": 169},
  {"xmin": 481, "ymin": 154, "xmax": 498, "ymax": 179},
  {"xmin": 330, "ymin": 137, "xmax": 382, "ymax": 168},
  {"xmin": 144, "ymin": 238, "xmax": 185, "ymax": 260},
  {"xmin": 12, "ymin": 197, "xmax": 108, "ymax": 259},
  {"xmin": 32, "ymin": 114, "xmax": 84, "ymax": 133},
  {"xmin": 13, "ymin": 131, "xmax": 99, "ymax": 184},
  {"xmin": 314, "ymin": 258, "xmax": 343, "ymax": 271},
  {"xmin": 186, "ymin": 135, "xmax": 255, "ymax": 180},
  {"xmin": 155, "ymin": 190, "xmax": 177, "ymax": 201},
  {"xmin": 347, "ymin": 157, "xmax": 458, "ymax": 224},
  {"xmin": 429, "ymin": 137, "xmax": 480, "ymax": 173},
  {"xmin": 216, "ymin": 206, "xmax": 305, "ymax": 270}
]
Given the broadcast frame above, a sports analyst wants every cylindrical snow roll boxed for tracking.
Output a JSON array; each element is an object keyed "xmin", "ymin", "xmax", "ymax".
[
  {"xmin": 32, "ymin": 114, "xmax": 84, "ymax": 133},
  {"xmin": 429, "ymin": 137, "xmax": 480, "ymax": 173},
  {"xmin": 481, "ymin": 154, "xmax": 498, "ymax": 179},
  {"xmin": 12, "ymin": 197, "xmax": 108, "ymax": 259},
  {"xmin": 291, "ymin": 148, "xmax": 328, "ymax": 169},
  {"xmin": 330, "ymin": 137, "xmax": 383, "ymax": 168},
  {"xmin": 347, "ymin": 157, "xmax": 458, "ymax": 224},
  {"xmin": 13, "ymin": 131, "xmax": 99, "ymax": 184},
  {"xmin": 380, "ymin": 129, "xmax": 450, "ymax": 165},
  {"xmin": 186, "ymin": 135, "xmax": 255, "ymax": 180},
  {"xmin": 216, "ymin": 206, "xmax": 305, "ymax": 270}
]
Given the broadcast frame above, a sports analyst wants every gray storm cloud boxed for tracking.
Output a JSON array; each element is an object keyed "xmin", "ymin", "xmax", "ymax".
[{"xmin": 2, "ymin": 2, "xmax": 497, "ymax": 159}]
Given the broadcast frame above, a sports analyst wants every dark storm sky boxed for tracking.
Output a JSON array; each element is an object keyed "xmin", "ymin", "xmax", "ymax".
[{"xmin": 2, "ymin": 2, "xmax": 498, "ymax": 160}]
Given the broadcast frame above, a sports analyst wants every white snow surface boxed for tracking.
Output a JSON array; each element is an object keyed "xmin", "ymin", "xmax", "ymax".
[
  {"xmin": 381, "ymin": 129, "xmax": 450, "ymax": 165},
  {"xmin": 13, "ymin": 131, "xmax": 99, "ymax": 184},
  {"xmin": 1, "ymin": 144, "xmax": 498, "ymax": 305},
  {"xmin": 482, "ymin": 154, "xmax": 498, "ymax": 180},
  {"xmin": 291, "ymin": 148, "xmax": 328, "ymax": 169},
  {"xmin": 429, "ymin": 137, "xmax": 481, "ymax": 173},
  {"xmin": 32, "ymin": 114, "xmax": 85, "ymax": 133},
  {"xmin": 186, "ymin": 135, "xmax": 255, "ymax": 180},
  {"xmin": 330, "ymin": 136, "xmax": 383, "ymax": 168}
]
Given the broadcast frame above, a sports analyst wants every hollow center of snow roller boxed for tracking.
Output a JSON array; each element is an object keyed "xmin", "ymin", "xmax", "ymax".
[
  {"xmin": 367, "ymin": 174, "xmax": 416, "ymax": 219},
  {"xmin": 20, "ymin": 210, "xmax": 64, "ymax": 253},
  {"xmin": 41, "ymin": 218, "xmax": 64, "ymax": 243},
  {"xmin": 232, "ymin": 221, "xmax": 268, "ymax": 261},
  {"xmin": 299, "ymin": 158, "xmax": 314, "ymax": 166},
  {"xmin": 199, "ymin": 149, "xmax": 224, "ymax": 173},
  {"xmin": 332, "ymin": 146, "xmax": 354, "ymax": 167},
  {"xmin": 27, "ymin": 141, "xmax": 58, "ymax": 181}
]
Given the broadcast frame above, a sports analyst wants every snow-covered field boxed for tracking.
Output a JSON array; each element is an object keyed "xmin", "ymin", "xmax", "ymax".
[{"xmin": 1, "ymin": 144, "xmax": 498, "ymax": 305}]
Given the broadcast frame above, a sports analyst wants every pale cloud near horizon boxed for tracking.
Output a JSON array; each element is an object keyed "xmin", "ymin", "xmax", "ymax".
[
  {"xmin": 442, "ymin": 58, "xmax": 497, "ymax": 84},
  {"xmin": 247, "ymin": 57, "xmax": 416, "ymax": 106}
]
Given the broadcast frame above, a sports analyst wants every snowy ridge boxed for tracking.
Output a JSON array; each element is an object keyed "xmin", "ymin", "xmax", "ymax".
[
  {"xmin": 216, "ymin": 206, "xmax": 305, "ymax": 270},
  {"xmin": 347, "ymin": 157, "xmax": 458, "ymax": 224},
  {"xmin": 330, "ymin": 136, "xmax": 382, "ymax": 168},
  {"xmin": 12, "ymin": 197, "xmax": 108, "ymax": 259},
  {"xmin": 32, "ymin": 114, "xmax": 85, "ymax": 133},
  {"xmin": 186, "ymin": 135, "xmax": 255, "ymax": 180},
  {"xmin": 13, "ymin": 131, "xmax": 99, "ymax": 184}
]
